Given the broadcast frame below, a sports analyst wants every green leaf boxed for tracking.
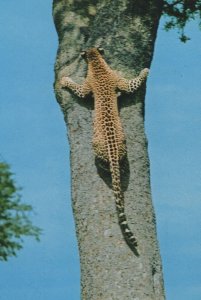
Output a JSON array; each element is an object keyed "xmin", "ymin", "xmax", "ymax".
[{"xmin": 0, "ymin": 161, "xmax": 41, "ymax": 261}]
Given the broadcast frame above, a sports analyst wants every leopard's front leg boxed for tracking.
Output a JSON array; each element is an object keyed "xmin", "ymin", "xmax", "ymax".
[
  {"xmin": 117, "ymin": 68, "xmax": 149, "ymax": 92},
  {"xmin": 60, "ymin": 76, "xmax": 91, "ymax": 98}
]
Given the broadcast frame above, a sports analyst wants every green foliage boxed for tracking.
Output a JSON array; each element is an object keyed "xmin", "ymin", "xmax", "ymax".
[
  {"xmin": 0, "ymin": 162, "xmax": 41, "ymax": 261},
  {"xmin": 163, "ymin": 0, "xmax": 201, "ymax": 42}
]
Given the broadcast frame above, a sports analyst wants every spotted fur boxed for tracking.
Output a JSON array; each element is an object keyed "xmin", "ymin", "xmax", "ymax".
[{"xmin": 60, "ymin": 48, "xmax": 149, "ymax": 252}]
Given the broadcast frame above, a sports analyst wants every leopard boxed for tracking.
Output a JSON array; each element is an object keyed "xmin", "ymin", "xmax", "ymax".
[{"xmin": 60, "ymin": 47, "xmax": 149, "ymax": 253}]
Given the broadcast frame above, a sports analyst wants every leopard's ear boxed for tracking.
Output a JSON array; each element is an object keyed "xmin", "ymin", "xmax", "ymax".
[
  {"xmin": 97, "ymin": 47, "xmax": 104, "ymax": 55},
  {"xmin": 80, "ymin": 50, "xmax": 87, "ymax": 59}
]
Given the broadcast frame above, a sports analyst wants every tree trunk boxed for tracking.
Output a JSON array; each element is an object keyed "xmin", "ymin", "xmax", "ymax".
[{"xmin": 53, "ymin": 0, "xmax": 165, "ymax": 299}]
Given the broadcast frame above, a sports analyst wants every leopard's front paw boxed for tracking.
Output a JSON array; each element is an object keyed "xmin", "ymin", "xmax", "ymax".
[
  {"xmin": 60, "ymin": 76, "xmax": 72, "ymax": 87},
  {"xmin": 140, "ymin": 68, "xmax": 149, "ymax": 78}
]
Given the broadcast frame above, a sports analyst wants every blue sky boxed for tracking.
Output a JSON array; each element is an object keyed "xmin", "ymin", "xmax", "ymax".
[{"xmin": 0, "ymin": 1, "xmax": 200, "ymax": 300}]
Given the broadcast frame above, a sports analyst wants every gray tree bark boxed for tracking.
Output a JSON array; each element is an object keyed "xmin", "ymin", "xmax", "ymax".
[{"xmin": 53, "ymin": 0, "xmax": 165, "ymax": 299}]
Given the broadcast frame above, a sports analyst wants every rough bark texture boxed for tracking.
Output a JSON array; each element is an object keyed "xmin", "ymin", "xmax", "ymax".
[{"xmin": 53, "ymin": 0, "xmax": 165, "ymax": 299}]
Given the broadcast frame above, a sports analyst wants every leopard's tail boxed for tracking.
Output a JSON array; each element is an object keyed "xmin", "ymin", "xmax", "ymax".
[{"xmin": 109, "ymin": 156, "xmax": 138, "ymax": 253}]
